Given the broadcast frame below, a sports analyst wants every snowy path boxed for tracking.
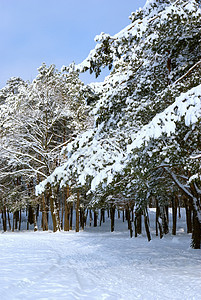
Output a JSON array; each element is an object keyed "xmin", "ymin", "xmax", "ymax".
[{"xmin": 0, "ymin": 220, "xmax": 201, "ymax": 300}]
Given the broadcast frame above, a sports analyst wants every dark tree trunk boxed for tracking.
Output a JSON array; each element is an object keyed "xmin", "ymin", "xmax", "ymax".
[
  {"xmin": 7, "ymin": 211, "xmax": 11, "ymax": 231},
  {"xmin": 100, "ymin": 208, "xmax": 105, "ymax": 226},
  {"xmin": 42, "ymin": 194, "xmax": 48, "ymax": 231},
  {"xmin": 156, "ymin": 199, "xmax": 159, "ymax": 237},
  {"xmin": 165, "ymin": 205, "xmax": 169, "ymax": 222},
  {"xmin": 110, "ymin": 205, "xmax": 115, "ymax": 232},
  {"xmin": 144, "ymin": 209, "xmax": 151, "ymax": 242},
  {"xmin": 80, "ymin": 207, "xmax": 85, "ymax": 230},
  {"xmin": 156, "ymin": 199, "xmax": 163, "ymax": 239},
  {"xmin": 185, "ymin": 203, "xmax": 192, "ymax": 233},
  {"xmin": 125, "ymin": 207, "xmax": 129, "ymax": 221},
  {"xmin": 89, "ymin": 209, "xmax": 92, "ymax": 227},
  {"xmin": 2, "ymin": 206, "xmax": 7, "ymax": 232},
  {"xmin": 64, "ymin": 201, "xmax": 70, "ymax": 231},
  {"xmin": 162, "ymin": 206, "xmax": 169, "ymax": 234},
  {"xmin": 131, "ymin": 206, "xmax": 134, "ymax": 222},
  {"xmin": 28, "ymin": 205, "xmax": 34, "ymax": 225},
  {"xmin": 127, "ymin": 207, "xmax": 133, "ymax": 238},
  {"xmin": 134, "ymin": 211, "xmax": 142, "ymax": 237},
  {"xmin": 15, "ymin": 211, "xmax": 19, "ymax": 230},
  {"xmin": 64, "ymin": 186, "xmax": 70, "ymax": 231},
  {"xmin": 134, "ymin": 211, "xmax": 142, "ymax": 238},
  {"xmin": 191, "ymin": 209, "xmax": 201, "ymax": 249},
  {"xmin": 76, "ymin": 191, "xmax": 80, "ymax": 232},
  {"xmin": 101, "ymin": 208, "xmax": 105, "ymax": 223},
  {"xmin": 94, "ymin": 210, "xmax": 97, "ymax": 227},
  {"xmin": 172, "ymin": 195, "xmax": 177, "ymax": 235},
  {"xmin": 127, "ymin": 207, "xmax": 130, "ymax": 230}
]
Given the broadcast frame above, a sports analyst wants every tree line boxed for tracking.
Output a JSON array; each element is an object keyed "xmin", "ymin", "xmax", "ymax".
[{"xmin": 0, "ymin": 0, "xmax": 200, "ymax": 248}]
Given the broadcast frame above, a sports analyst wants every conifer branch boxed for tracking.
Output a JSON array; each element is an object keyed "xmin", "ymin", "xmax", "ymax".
[{"xmin": 174, "ymin": 60, "xmax": 201, "ymax": 85}]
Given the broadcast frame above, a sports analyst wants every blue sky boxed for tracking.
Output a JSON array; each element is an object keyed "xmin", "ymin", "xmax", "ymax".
[{"xmin": 0, "ymin": 0, "xmax": 146, "ymax": 88}]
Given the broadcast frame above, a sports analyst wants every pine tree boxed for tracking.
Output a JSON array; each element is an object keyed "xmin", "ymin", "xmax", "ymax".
[{"xmin": 36, "ymin": 0, "xmax": 201, "ymax": 246}]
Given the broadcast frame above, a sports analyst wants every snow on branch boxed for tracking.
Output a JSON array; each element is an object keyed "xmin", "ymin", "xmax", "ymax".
[
  {"xmin": 127, "ymin": 84, "xmax": 201, "ymax": 153},
  {"xmin": 174, "ymin": 60, "xmax": 201, "ymax": 85}
]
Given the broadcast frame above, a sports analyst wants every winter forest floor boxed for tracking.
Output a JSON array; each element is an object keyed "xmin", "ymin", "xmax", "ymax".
[{"xmin": 0, "ymin": 209, "xmax": 201, "ymax": 300}]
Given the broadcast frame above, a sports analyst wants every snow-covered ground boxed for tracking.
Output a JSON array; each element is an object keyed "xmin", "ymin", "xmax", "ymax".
[{"xmin": 0, "ymin": 210, "xmax": 201, "ymax": 300}]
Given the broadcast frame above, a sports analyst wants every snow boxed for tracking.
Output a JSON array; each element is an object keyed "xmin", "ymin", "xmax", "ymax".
[
  {"xmin": 0, "ymin": 210, "xmax": 201, "ymax": 300},
  {"xmin": 36, "ymin": 82, "xmax": 201, "ymax": 195},
  {"xmin": 35, "ymin": 0, "xmax": 201, "ymax": 197},
  {"xmin": 127, "ymin": 84, "xmax": 201, "ymax": 153}
]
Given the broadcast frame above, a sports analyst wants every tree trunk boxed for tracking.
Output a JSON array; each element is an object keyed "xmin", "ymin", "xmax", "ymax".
[
  {"xmin": 127, "ymin": 207, "xmax": 133, "ymax": 238},
  {"xmin": 156, "ymin": 199, "xmax": 159, "ymax": 237},
  {"xmin": 18, "ymin": 209, "xmax": 22, "ymax": 231},
  {"xmin": 144, "ymin": 209, "xmax": 151, "ymax": 242},
  {"xmin": 80, "ymin": 207, "xmax": 85, "ymax": 230},
  {"xmin": 156, "ymin": 199, "xmax": 163, "ymax": 239},
  {"xmin": 191, "ymin": 209, "xmax": 201, "ymax": 249},
  {"xmin": 70, "ymin": 204, "xmax": 73, "ymax": 230},
  {"xmin": 76, "ymin": 191, "xmax": 80, "ymax": 232},
  {"xmin": 172, "ymin": 195, "xmax": 177, "ymax": 235},
  {"xmin": 158, "ymin": 219, "xmax": 163, "ymax": 239},
  {"xmin": 13, "ymin": 214, "xmax": 15, "ymax": 232},
  {"xmin": 15, "ymin": 211, "xmax": 19, "ymax": 230},
  {"xmin": 42, "ymin": 194, "xmax": 48, "ymax": 231},
  {"xmin": 131, "ymin": 206, "xmax": 134, "ymax": 222},
  {"xmin": 89, "ymin": 209, "xmax": 92, "ymax": 227},
  {"xmin": 33, "ymin": 209, "xmax": 38, "ymax": 232},
  {"xmin": 93, "ymin": 210, "xmax": 97, "ymax": 227},
  {"xmin": 134, "ymin": 211, "xmax": 142, "ymax": 237},
  {"xmin": 2, "ymin": 206, "xmax": 7, "ymax": 232},
  {"xmin": 110, "ymin": 205, "xmax": 115, "ymax": 232},
  {"xmin": 49, "ymin": 187, "xmax": 57, "ymax": 232},
  {"xmin": 185, "ymin": 202, "xmax": 192, "ymax": 233},
  {"xmin": 7, "ymin": 211, "xmax": 11, "ymax": 231},
  {"xmin": 162, "ymin": 206, "xmax": 169, "ymax": 234},
  {"xmin": 64, "ymin": 186, "xmax": 70, "ymax": 231},
  {"xmin": 101, "ymin": 208, "xmax": 105, "ymax": 223}
]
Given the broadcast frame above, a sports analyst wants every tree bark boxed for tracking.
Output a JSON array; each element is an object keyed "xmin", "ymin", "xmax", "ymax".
[
  {"xmin": 76, "ymin": 191, "xmax": 80, "ymax": 232},
  {"xmin": 33, "ymin": 209, "xmax": 38, "ymax": 232},
  {"xmin": 127, "ymin": 207, "xmax": 133, "ymax": 238},
  {"xmin": 185, "ymin": 201, "xmax": 192, "ymax": 233},
  {"xmin": 93, "ymin": 210, "xmax": 97, "ymax": 227},
  {"xmin": 110, "ymin": 205, "xmax": 115, "ymax": 232},
  {"xmin": 80, "ymin": 207, "xmax": 85, "ymax": 230},
  {"xmin": 144, "ymin": 209, "xmax": 151, "ymax": 242},
  {"xmin": 18, "ymin": 209, "xmax": 22, "ymax": 231},
  {"xmin": 48, "ymin": 187, "xmax": 57, "ymax": 232},
  {"xmin": 70, "ymin": 205, "xmax": 73, "ymax": 230},
  {"xmin": 42, "ymin": 194, "xmax": 48, "ymax": 231},
  {"xmin": 7, "ymin": 211, "xmax": 11, "ymax": 231},
  {"xmin": 134, "ymin": 211, "xmax": 142, "ymax": 237},
  {"xmin": 191, "ymin": 208, "xmax": 201, "ymax": 249},
  {"xmin": 156, "ymin": 199, "xmax": 163, "ymax": 239},
  {"xmin": 2, "ymin": 206, "xmax": 7, "ymax": 232},
  {"xmin": 162, "ymin": 206, "xmax": 169, "ymax": 235},
  {"xmin": 64, "ymin": 185, "xmax": 70, "ymax": 231},
  {"xmin": 172, "ymin": 195, "xmax": 177, "ymax": 235}
]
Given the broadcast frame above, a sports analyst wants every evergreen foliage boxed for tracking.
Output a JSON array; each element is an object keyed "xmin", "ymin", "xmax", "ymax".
[{"xmin": 0, "ymin": 0, "xmax": 200, "ymax": 248}]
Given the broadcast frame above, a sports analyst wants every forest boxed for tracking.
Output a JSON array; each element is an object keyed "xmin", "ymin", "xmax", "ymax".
[{"xmin": 0, "ymin": 0, "xmax": 201, "ymax": 249}]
